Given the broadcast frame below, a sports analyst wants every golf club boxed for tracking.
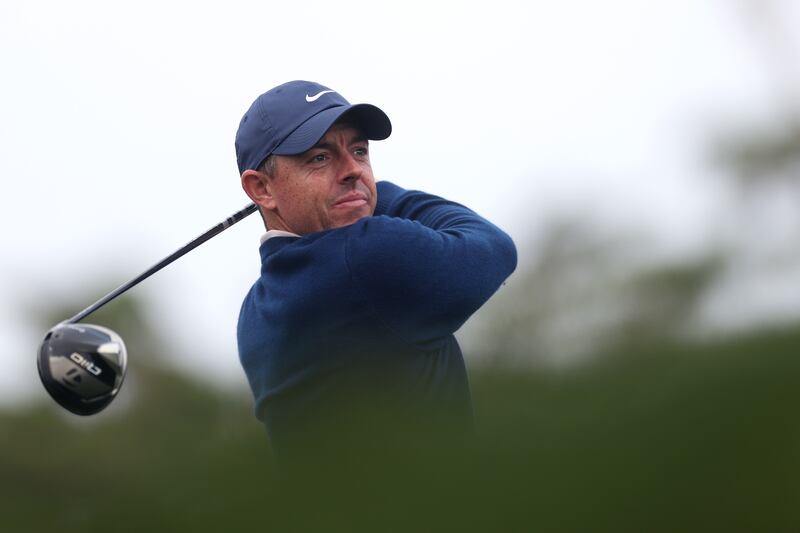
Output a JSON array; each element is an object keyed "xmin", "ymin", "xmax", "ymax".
[{"xmin": 37, "ymin": 202, "xmax": 258, "ymax": 415}]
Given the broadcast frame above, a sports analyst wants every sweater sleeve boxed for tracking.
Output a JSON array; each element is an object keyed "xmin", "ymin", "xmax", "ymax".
[{"xmin": 345, "ymin": 181, "xmax": 517, "ymax": 345}]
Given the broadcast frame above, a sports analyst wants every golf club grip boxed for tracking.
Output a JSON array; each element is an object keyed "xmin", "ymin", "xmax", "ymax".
[{"xmin": 65, "ymin": 203, "xmax": 258, "ymax": 324}]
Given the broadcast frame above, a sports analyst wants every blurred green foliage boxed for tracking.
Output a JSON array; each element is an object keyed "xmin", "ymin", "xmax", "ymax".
[
  {"xmin": 472, "ymin": 217, "xmax": 728, "ymax": 368},
  {"xmin": 714, "ymin": 115, "xmax": 800, "ymax": 185},
  {"xmin": 4, "ymin": 289, "xmax": 800, "ymax": 531}
]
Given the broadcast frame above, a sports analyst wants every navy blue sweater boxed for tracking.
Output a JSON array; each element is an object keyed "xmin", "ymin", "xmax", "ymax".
[{"xmin": 237, "ymin": 181, "xmax": 517, "ymax": 457}]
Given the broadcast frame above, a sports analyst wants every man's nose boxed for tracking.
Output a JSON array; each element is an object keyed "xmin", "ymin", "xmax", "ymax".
[{"xmin": 337, "ymin": 152, "xmax": 363, "ymax": 183}]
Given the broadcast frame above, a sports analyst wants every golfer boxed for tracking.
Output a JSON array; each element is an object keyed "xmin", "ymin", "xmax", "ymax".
[{"xmin": 235, "ymin": 81, "xmax": 517, "ymax": 459}]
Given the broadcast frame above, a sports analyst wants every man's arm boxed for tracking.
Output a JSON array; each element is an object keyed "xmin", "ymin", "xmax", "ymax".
[{"xmin": 345, "ymin": 180, "xmax": 517, "ymax": 344}]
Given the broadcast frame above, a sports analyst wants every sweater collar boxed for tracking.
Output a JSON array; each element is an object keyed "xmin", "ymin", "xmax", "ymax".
[
  {"xmin": 260, "ymin": 229, "xmax": 301, "ymax": 244},
  {"xmin": 259, "ymin": 230, "xmax": 300, "ymax": 263}
]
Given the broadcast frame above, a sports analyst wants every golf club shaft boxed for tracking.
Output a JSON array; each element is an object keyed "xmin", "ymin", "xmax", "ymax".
[{"xmin": 65, "ymin": 203, "xmax": 258, "ymax": 324}]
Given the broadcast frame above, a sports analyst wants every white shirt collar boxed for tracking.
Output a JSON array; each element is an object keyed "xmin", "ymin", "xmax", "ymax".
[{"xmin": 260, "ymin": 229, "xmax": 301, "ymax": 244}]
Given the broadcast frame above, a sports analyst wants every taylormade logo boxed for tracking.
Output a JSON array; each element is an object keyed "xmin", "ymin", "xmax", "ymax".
[
  {"xmin": 305, "ymin": 90, "xmax": 335, "ymax": 102},
  {"xmin": 70, "ymin": 353, "xmax": 102, "ymax": 376}
]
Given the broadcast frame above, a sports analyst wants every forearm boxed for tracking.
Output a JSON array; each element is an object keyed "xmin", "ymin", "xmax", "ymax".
[
  {"xmin": 375, "ymin": 180, "xmax": 475, "ymax": 229},
  {"xmin": 355, "ymin": 180, "xmax": 518, "ymax": 341}
]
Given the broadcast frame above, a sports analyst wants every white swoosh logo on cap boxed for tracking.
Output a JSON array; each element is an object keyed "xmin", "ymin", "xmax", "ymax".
[{"xmin": 305, "ymin": 90, "xmax": 335, "ymax": 102}]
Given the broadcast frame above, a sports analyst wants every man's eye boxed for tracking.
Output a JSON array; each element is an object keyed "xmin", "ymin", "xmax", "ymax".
[
  {"xmin": 311, "ymin": 154, "xmax": 327, "ymax": 163},
  {"xmin": 354, "ymin": 147, "xmax": 368, "ymax": 157}
]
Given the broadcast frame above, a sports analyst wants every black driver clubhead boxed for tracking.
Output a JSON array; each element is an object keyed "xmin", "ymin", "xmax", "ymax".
[{"xmin": 37, "ymin": 323, "xmax": 127, "ymax": 416}]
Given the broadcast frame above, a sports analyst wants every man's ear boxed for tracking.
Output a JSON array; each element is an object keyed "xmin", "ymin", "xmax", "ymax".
[{"xmin": 241, "ymin": 169, "xmax": 277, "ymax": 210}]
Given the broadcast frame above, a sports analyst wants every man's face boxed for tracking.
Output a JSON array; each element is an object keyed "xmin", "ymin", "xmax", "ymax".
[{"xmin": 264, "ymin": 123, "xmax": 377, "ymax": 235}]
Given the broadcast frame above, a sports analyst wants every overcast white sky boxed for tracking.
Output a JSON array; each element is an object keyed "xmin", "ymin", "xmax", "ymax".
[{"xmin": 1, "ymin": 0, "xmax": 798, "ymax": 405}]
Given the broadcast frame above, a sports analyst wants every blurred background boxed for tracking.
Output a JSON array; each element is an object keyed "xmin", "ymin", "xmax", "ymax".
[{"xmin": 2, "ymin": 0, "xmax": 800, "ymax": 531}]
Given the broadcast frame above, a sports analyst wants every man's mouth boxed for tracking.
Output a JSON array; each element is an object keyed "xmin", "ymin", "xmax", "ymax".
[{"xmin": 333, "ymin": 191, "xmax": 368, "ymax": 208}]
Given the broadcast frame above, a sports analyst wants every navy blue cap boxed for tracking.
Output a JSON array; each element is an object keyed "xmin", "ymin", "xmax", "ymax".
[{"xmin": 235, "ymin": 80, "xmax": 392, "ymax": 175}]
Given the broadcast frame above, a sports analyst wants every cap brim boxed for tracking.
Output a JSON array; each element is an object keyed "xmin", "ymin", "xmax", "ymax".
[{"xmin": 272, "ymin": 103, "xmax": 392, "ymax": 156}]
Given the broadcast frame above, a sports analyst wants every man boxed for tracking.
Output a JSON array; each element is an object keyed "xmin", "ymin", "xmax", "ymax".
[{"xmin": 235, "ymin": 80, "xmax": 517, "ymax": 460}]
